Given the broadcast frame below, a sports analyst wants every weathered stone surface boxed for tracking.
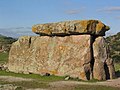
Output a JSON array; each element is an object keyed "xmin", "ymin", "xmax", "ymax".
[
  {"xmin": 8, "ymin": 35, "xmax": 116, "ymax": 80},
  {"xmin": 93, "ymin": 37, "xmax": 115, "ymax": 80},
  {"xmin": 8, "ymin": 35, "xmax": 92, "ymax": 80},
  {"xmin": 8, "ymin": 20, "xmax": 115, "ymax": 81},
  {"xmin": 32, "ymin": 20, "xmax": 110, "ymax": 36}
]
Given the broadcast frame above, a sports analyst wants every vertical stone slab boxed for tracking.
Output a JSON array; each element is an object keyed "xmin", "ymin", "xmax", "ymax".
[
  {"xmin": 106, "ymin": 58, "xmax": 116, "ymax": 79},
  {"xmin": 93, "ymin": 37, "xmax": 115, "ymax": 80},
  {"xmin": 53, "ymin": 35, "xmax": 91, "ymax": 80}
]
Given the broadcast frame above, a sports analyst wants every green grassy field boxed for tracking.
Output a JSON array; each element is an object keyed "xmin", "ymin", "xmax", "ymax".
[
  {"xmin": 0, "ymin": 71, "xmax": 119, "ymax": 90},
  {"xmin": 0, "ymin": 64, "xmax": 120, "ymax": 90},
  {"xmin": 0, "ymin": 70, "xmax": 64, "ymax": 82}
]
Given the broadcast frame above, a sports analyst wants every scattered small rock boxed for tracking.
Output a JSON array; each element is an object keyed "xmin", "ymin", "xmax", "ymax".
[
  {"xmin": 65, "ymin": 76, "xmax": 70, "ymax": 81},
  {"xmin": 0, "ymin": 84, "xmax": 18, "ymax": 90},
  {"xmin": 45, "ymin": 73, "xmax": 50, "ymax": 76},
  {"xmin": 40, "ymin": 73, "xmax": 50, "ymax": 76},
  {"xmin": 0, "ymin": 63, "xmax": 9, "ymax": 71}
]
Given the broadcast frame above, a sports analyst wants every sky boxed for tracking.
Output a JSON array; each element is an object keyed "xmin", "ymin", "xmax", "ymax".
[{"xmin": 0, "ymin": 0, "xmax": 120, "ymax": 37}]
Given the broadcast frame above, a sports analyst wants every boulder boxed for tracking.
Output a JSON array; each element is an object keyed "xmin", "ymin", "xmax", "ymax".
[
  {"xmin": 64, "ymin": 76, "xmax": 70, "ymax": 81},
  {"xmin": 32, "ymin": 20, "xmax": 110, "ymax": 36}
]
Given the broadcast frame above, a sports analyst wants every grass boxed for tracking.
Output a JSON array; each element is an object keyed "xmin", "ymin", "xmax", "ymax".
[
  {"xmin": 0, "ymin": 52, "xmax": 8, "ymax": 64},
  {"xmin": 0, "ymin": 70, "xmax": 64, "ymax": 82},
  {"xmin": 0, "ymin": 70, "xmax": 101, "ymax": 83},
  {"xmin": 0, "ymin": 63, "xmax": 119, "ymax": 83},
  {"xmin": 0, "ymin": 51, "xmax": 120, "ymax": 89},
  {"xmin": 0, "ymin": 70, "xmax": 62, "ymax": 89},
  {"xmin": 75, "ymin": 85, "xmax": 120, "ymax": 90},
  {"xmin": 0, "ymin": 67, "xmax": 120, "ymax": 90},
  {"xmin": 69, "ymin": 77, "xmax": 101, "ymax": 83}
]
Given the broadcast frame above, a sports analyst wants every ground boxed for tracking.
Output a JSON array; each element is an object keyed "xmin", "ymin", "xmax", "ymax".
[
  {"xmin": 0, "ymin": 52, "xmax": 120, "ymax": 90},
  {"xmin": 0, "ymin": 72, "xmax": 120, "ymax": 90}
]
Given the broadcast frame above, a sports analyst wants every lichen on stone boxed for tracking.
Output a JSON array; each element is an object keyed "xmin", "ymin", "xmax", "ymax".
[{"xmin": 32, "ymin": 20, "xmax": 110, "ymax": 36}]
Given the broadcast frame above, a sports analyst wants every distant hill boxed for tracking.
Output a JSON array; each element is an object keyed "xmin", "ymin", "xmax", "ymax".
[
  {"xmin": 0, "ymin": 34, "xmax": 16, "ymax": 52},
  {"xmin": 106, "ymin": 32, "xmax": 120, "ymax": 63}
]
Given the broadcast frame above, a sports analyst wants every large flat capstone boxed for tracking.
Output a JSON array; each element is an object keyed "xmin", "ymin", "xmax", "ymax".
[{"xmin": 32, "ymin": 20, "xmax": 110, "ymax": 36}]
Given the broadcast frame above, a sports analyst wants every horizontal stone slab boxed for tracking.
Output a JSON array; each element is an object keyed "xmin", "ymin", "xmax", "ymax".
[{"xmin": 32, "ymin": 20, "xmax": 110, "ymax": 36}]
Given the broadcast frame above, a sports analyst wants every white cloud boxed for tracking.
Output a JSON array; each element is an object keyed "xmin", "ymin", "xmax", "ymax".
[
  {"xmin": 116, "ymin": 16, "xmax": 120, "ymax": 19},
  {"xmin": 98, "ymin": 6, "xmax": 120, "ymax": 12},
  {"xmin": 65, "ymin": 9, "xmax": 81, "ymax": 14},
  {"xmin": 65, "ymin": 7, "xmax": 85, "ymax": 15},
  {"xmin": 0, "ymin": 27, "xmax": 31, "ymax": 30},
  {"xmin": 0, "ymin": 27, "xmax": 36, "ymax": 38}
]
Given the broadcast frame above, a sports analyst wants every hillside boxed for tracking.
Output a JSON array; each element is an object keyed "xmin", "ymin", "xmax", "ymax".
[
  {"xmin": 0, "ymin": 34, "xmax": 16, "ymax": 63},
  {"xmin": 106, "ymin": 32, "xmax": 120, "ymax": 63},
  {"xmin": 0, "ymin": 34, "xmax": 16, "ymax": 52}
]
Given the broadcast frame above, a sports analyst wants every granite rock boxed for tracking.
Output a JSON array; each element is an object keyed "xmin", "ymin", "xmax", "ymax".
[
  {"xmin": 32, "ymin": 20, "xmax": 110, "ymax": 36},
  {"xmin": 93, "ymin": 37, "xmax": 115, "ymax": 80},
  {"xmin": 8, "ymin": 20, "xmax": 115, "ymax": 81},
  {"xmin": 8, "ymin": 35, "xmax": 92, "ymax": 80}
]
